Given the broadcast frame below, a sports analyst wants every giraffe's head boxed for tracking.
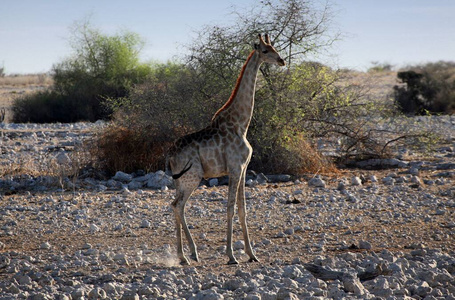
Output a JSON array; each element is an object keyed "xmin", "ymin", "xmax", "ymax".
[{"xmin": 255, "ymin": 34, "xmax": 286, "ymax": 66}]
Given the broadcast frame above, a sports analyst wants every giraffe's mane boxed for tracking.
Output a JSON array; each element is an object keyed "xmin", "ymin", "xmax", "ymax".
[{"xmin": 212, "ymin": 50, "xmax": 256, "ymax": 122}]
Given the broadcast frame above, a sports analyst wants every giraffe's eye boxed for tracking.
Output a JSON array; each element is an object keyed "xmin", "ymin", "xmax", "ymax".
[{"xmin": 262, "ymin": 50, "xmax": 268, "ymax": 54}]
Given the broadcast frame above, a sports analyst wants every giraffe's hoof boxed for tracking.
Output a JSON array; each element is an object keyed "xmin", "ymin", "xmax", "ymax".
[
  {"xmin": 179, "ymin": 257, "xmax": 190, "ymax": 265},
  {"xmin": 190, "ymin": 253, "xmax": 199, "ymax": 262},
  {"xmin": 227, "ymin": 258, "xmax": 239, "ymax": 265},
  {"xmin": 248, "ymin": 256, "xmax": 259, "ymax": 263}
]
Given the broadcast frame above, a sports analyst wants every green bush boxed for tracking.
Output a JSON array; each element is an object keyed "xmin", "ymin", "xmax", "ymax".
[
  {"xmin": 12, "ymin": 90, "xmax": 68, "ymax": 123},
  {"xmin": 13, "ymin": 21, "xmax": 152, "ymax": 123},
  {"xmin": 393, "ymin": 61, "xmax": 455, "ymax": 115}
]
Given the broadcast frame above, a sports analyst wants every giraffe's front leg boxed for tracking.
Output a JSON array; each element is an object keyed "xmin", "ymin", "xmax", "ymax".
[
  {"xmin": 237, "ymin": 168, "xmax": 259, "ymax": 263},
  {"xmin": 226, "ymin": 174, "xmax": 241, "ymax": 265}
]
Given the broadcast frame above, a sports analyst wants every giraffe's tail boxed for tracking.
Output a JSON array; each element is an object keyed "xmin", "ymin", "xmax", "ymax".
[{"xmin": 169, "ymin": 159, "xmax": 193, "ymax": 180}]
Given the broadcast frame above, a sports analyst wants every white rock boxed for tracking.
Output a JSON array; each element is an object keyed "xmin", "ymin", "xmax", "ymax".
[
  {"xmin": 411, "ymin": 175, "xmax": 423, "ymax": 185},
  {"xmin": 409, "ymin": 167, "xmax": 420, "ymax": 175},
  {"xmin": 113, "ymin": 253, "xmax": 129, "ymax": 265},
  {"xmin": 233, "ymin": 240, "xmax": 245, "ymax": 250},
  {"xmin": 113, "ymin": 171, "xmax": 133, "ymax": 182},
  {"xmin": 343, "ymin": 275, "xmax": 367, "ymax": 295},
  {"xmin": 283, "ymin": 265, "xmax": 302, "ymax": 279},
  {"xmin": 208, "ymin": 178, "xmax": 219, "ymax": 187},
  {"xmin": 308, "ymin": 176, "xmax": 326, "ymax": 188},
  {"xmin": 382, "ymin": 176, "xmax": 394, "ymax": 185},
  {"xmin": 351, "ymin": 176, "xmax": 362, "ymax": 186},
  {"xmin": 147, "ymin": 171, "xmax": 173, "ymax": 189},
  {"xmin": 88, "ymin": 287, "xmax": 107, "ymax": 299},
  {"xmin": 128, "ymin": 181, "xmax": 143, "ymax": 190},
  {"xmin": 359, "ymin": 240, "xmax": 372, "ymax": 250},
  {"xmin": 89, "ymin": 224, "xmax": 101, "ymax": 233},
  {"xmin": 140, "ymin": 219, "xmax": 151, "ymax": 228},
  {"xmin": 40, "ymin": 242, "xmax": 51, "ymax": 249}
]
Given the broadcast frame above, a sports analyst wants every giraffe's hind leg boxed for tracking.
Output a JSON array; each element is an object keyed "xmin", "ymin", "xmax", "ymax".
[
  {"xmin": 172, "ymin": 190, "xmax": 189, "ymax": 265},
  {"xmin": 172, "ymin": 174, "xmax": 200, "ymax": 265}
]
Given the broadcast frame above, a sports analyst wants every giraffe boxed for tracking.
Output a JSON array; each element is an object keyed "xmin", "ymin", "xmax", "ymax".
[{"xmin": 167, "ymin": 34, "xmax": 285, "ymax": 265}]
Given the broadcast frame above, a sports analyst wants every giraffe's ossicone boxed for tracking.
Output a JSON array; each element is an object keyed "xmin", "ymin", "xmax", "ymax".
[{"xmin": 167, "ymin": 34, "xmax": 285, "ymax": 265}]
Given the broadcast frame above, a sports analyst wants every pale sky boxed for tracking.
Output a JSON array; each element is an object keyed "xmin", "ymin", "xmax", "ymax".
[{"xmin": 1, "ymin": 0, "xmax": 454, "ymax": 74}]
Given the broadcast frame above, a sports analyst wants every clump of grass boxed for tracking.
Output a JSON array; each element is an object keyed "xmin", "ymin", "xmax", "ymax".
[
  {"xmin": 250, "ymin": 134, "xmax": 338, "ymax": 175},
  {"xmin": 0, "ymin": 145, "xmax": 92, "ymax": 191},
  {"xmin": 90, "ymin": 125, "xmax": 173, "ymax": 175},
  {"xmin": 0, "ymin": 74, "xmax": 53, "ymax": 87}
]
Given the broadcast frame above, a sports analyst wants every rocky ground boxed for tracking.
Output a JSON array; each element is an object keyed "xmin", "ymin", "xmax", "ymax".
[{"xmin": 0, "ymin": 119, "xmax": 454, "ymax": 299}]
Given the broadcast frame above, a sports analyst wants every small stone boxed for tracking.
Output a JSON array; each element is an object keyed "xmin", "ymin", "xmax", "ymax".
[
  {"xmin": 113, "ymin": 171, "xmax": 133, "ymax": 182},
  {"xmin": 277, "ymin": 287, "xmax": 299, "ymax": 300},
  {"xmin": 71, "ymin": 288, "xmax": 86, "ymax": 299},
  {"xmin": 233, "ymin": 240, "xmax": 245, "ymax": 250},
  {"xmin": 435, "ymin": 208, "xmax": 446, "ymax": 215},
  {"xmin": 308, "ymin": 176, "xmax": 326, "ymax": 188},
  {"xmin": 343, "ymin": 274, "xmax": 367, "ymax": 295},
  {"xmin": 409, "ymin": 167, "xmax": 420, "ymax": 175},
  {"xmin": 208, "ymin": 178, "xmax": 219, "ymax": 187},
  {"xmin": 127, "ymin": 181, "xmax": 143, "ymax": 190},
  {"xmin": 283, "ymin": 265, "xmax": 302, "ymax": 279},
  {"xmin": 89, "ymin": 224, "xmax": 100, "ymax": 233},
  {"xmin": 382, "ymin": 176, "xmax": 394, "ymax": 185},
  {"xmin": 351, "ymin": 176, "xmax": 362, "ymax": 186},
  {"xmin": 256, "ymin": 173, "xmax": 269, "ymax": 184},
  {"xmin": 121, "ymin": 291, "xmax": 139, "ymax": 300},
  {"xmin": 414, "ymin": 281, "xmax": 432, "ymax": 297},
  {"xmin": 337, "ymin": 181, "xmax": 347, "ymax": 191},
  {"xmin": 82, "ymin": 243, "xmax": 92, "ymax": 249},
  {"xmin": 347, "ymin": 193, "xmax": 359, "ymax": 203},
  {"xmin": 40, "ymin": 242, "xmax": 51, "ymax": 250},
  {"xmin": 359, "ymin": 240, "xmax": 372, "ymax": 250},
  {"xmin": 245, "ymin": 179, "xmax": 256, "ymax": 187},
  {"xmin": 88, "ymin": 287, "xmax": 107, "ymax": 299},
  {"xmin": 113, "ymin": 253, "xmax": 129, "ymax": 265},
  {"xmin": 245, "ymin": 293, "xmax": 261, "ymax": 300},
  {"xmin": 284, "ymin": 228, "xmax": 294, "ymax": 235},
  {"xmin": 411, "ymin": 175, "xmax": 423, "ymax": 185},
  {"xmin": 0, "ymin": 255, "xmax": 11, "ymax": 268},
  {"xmin": 147, "ymin": 171, "xmax": 173, "ymax": 189},
  {"xmin": 140, "ymin": 219, "xmax": 151, "ymax": 228}
]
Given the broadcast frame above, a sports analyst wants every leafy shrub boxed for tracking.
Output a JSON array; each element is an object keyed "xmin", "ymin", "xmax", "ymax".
[
  {"xmin": 393, "ymin": 61, "xmax": 455, "ymax": 115},
  {"xmin": 13, "ymin": 21, "xmax": 151, "ymax": 123},
  {"xmin": 96, "ymin": 0, "xmax": 434, "ymax": 175},
  {"xmin": 91, "ymin": 125, "xmax": 173, "ymax": 174},
  {"xmin": 98, "ymin": 62, "xmax": 208, "ymax": 174},
  {"xmin": 12, "ymin": 90, "xmax": 69, "ymax": 123}
]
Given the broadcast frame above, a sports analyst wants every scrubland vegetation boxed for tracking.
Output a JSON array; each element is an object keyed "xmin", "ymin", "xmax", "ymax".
[{"xmin": 5, "ymin": 0, "xmax": 453, "ymax": 176}]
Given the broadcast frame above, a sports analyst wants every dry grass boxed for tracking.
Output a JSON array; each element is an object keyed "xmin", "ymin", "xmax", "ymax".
[
  {"xmin": 91, "ymin": 125, "xmax": 173, "ymax": 174},
  {"xmin": 0, "ymin": 145, "xmax": 92, "ymax": 191},
  {"xmin": 261, "ymin": 135, "xmax": 339, "ymax": 176},
  {"xmin": 0, "ymin": 74, "xmax": 53, "ymax": 122},
  {"xmin": 0, "ymin": 73, "xmax": 53, "ymax": 87},
  {"xmin": 338, "ymin": 70, "xmax": 399, "ymax": 103}
]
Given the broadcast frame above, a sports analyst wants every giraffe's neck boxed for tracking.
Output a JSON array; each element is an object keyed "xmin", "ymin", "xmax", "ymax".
[{"xmin": 212, "ymin": 50, "xmax": 262, "ymax": 136}]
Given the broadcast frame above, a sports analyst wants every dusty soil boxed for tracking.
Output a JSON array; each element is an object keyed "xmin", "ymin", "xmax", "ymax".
[{"xmin": 1, "ymin": 73, "xmax": 454, "ymax": 299}]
